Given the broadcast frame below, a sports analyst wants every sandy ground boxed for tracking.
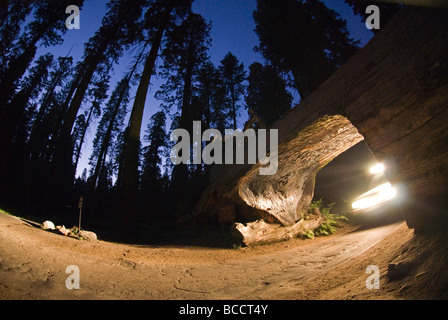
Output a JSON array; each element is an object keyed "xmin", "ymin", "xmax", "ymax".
[{"xmin": 0, "ymin": 211, "xmax": 443, "ymax": 300}]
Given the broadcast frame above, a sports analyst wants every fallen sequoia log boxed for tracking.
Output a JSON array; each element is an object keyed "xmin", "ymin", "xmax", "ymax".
[
  {"xmin": 237, "ymin": 115, "xmax": 363, "ymax": 227},
  {"xmin": 193, "ymin": 115, "xmax": 362, "ymax": 225},
  {"xmin": 192, "ymin": 6, "xmax": 448, "ymax": 244}
]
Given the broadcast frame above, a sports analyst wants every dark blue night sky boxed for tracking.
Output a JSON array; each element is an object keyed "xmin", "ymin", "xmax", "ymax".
[
  {"xmin": 35, "ymin": 0, "xmax": 375, "ymax": 176},
  {"xmin": 42, "ymin": 0, "xmax": 373, "ymax": 94}
]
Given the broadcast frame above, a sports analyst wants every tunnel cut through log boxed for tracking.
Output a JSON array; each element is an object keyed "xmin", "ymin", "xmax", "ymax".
[
  {"xmin": 238, "ymin": 115, "xmax": 364, "ymax": 227},
  {"xmin": 193, "ymin": 7, "xmax": 448, "ymax": 244},
  {"xmin": 231, "ymin": 116, "xmax": 364, "ymax": 246},
  {"xmin": 193, "ymin": 115, "xmax": 365, "ymax": 246}
]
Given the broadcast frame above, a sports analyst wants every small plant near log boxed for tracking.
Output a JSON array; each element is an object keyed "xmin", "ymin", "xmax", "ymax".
[
  {"xmin": 302, "ymin": 198, "xmax": 349, "ymax": 239},
  {"xmin": 302, "ymin": 229, "xmax": 315, "ymax": 239},
  {"xmin": 69, "ymin": 226, "xmax": 84, "ymax": 240}
]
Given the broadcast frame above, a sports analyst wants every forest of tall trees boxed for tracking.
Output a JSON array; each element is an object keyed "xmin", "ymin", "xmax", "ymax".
[{"xmin": 0, "ymin": 0, "xmax": 394, "ymax": 239}]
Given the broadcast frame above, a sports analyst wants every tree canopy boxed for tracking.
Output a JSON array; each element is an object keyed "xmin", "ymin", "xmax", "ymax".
[
  {"xmin": 254, "ymin": 0, "xmax": 359, "ymax": 100},
  {"xmin": 0, "ymin": 0, "xmax": 372, "ymax": 236}
]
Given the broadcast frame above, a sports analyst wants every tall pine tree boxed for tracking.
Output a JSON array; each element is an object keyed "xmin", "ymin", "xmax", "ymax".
[
  {"xmin": 55, "ymin": 0, "xmax": 149, "ymax": 160},
  {"xmin": 153, "ymin": 11, "xmax": 212, "ymax": 218},
  {"xmin": 0, "ymin": 0, "xmax": 84, "ymax": 107},
  {"xmin": 118, "ymin": 0, "xmax": 193, "ymax": 229},
  {"xmin": 245, "ymin": 62, "xmax": 292, "ymax": 128},
  {"xmin": 253, "ymin": 0, "xmax": 359, "ymax": 100},
  {"xmin": 0, "ymin": 53, "xmax": 54, "ymax": 210},
  {"xmin": 140, "ymin": 110, "xmax": 168, "ymax": 218},
  {"xmin": 218, "ymin": 52, "xmax": 246, "ymax": 130}
]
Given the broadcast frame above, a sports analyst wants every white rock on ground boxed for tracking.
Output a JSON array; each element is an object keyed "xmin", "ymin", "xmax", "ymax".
[
  {"xmin": 79, "ymin": 230, "xmax": 97, "ymax": 241},
  {"xmin": 42, "ymin": 221, "xmax": 55, "ymax": 230}
]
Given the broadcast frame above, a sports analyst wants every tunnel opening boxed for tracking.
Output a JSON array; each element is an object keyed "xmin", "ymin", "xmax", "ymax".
[
  {"xmin": 237, "ymin": 115, "xmax": 365, "ymax": 227},
  {"xmin": 230, "ymin": 115, "xmax": 379, "ymax": 245},
  {"xmin": 313, "ymin": 140, "xmax": 404, "ymax": 228},
  {"xmin": 197, "ymin": 114, "xmax": 408, "ymax": 246},
  {"xmin": 195, "ymin": 3, "xmax": 448, "ymax": 239},
  {"xmin": 314, "ymin": 141, "xmax": 375, "ymax": 214}
]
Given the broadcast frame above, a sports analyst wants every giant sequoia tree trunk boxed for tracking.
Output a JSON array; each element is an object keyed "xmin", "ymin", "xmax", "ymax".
[
  {"xmin": 59, "ymin": 48, "xmax": 107, "ymax": 142},
  {"xmin": 48, "ymin": 50, "xmax": 106, "ymax": 203},
  {"xmin": 170, "ymin": 62, "xmax": 194, "ymax": 197},
  {"xmin": 0, "ymin": 31, "xmax": 42, "ymax": 105},
  {"xmin": 118, "ymin": 9, "xmax": 173, "ymax": 229}
]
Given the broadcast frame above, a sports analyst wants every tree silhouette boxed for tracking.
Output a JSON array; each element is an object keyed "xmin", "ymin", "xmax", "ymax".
[
  {"xmin": 26, "ymin": 55, "xmax": 74, "ymax": 168},
  {"xmin": 1, "ymin": 53, "xmax": 54, "ymax": 167},
  {"xmin": 0, "ymin": 53, "xmax": 54, "ymax": 210},
  {"xmin": 72, "ymin": 73, "xmax": 110, "ymax": 178},
  {"xmin": 254, "ymin": 0, "xmax": 359, "ymax": 101},
  {"xmin": 56, "ymin": 0, "xmax": 149, "ymax": 151},
  {"xmin": 245, "ymin": 62, "xmax": 292, "ymax": 128},
  {"xmin": 140, "ymin": 110, "xmax": 168, "ymax": 219},
  {"xmin": 0, "ymin": 0, "xmax": 35, "ymax": 66},
  {"xmin": 154, "ymin": 11, "xmax": 212, "ymax": 218},
  {"xmin": 88, "ymin": 43, "xmax": 147, "ymax": 194},
  {"xmin": 42, "ymin": 0, "xmax": 152, "ymax": 218},
  {"xmin": 89, "ymin": 74, "xmax": 132, "ymax": 192},
  {"xmin": 218, "ymin": 52, "xmax": 246, "ymax": 130},
  {"xmin": 118, "ymin": 0, "xmax": 193, "ymax": 229},
  {"xmin": 195, "ymin": 61, "xmax": 228, "ymax": 132},
  {"xmin": 0, "ymin": 0, "xmax": 84, "ymax": 107}
]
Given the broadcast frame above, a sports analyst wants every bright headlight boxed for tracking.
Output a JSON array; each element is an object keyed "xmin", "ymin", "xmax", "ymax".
[
  {"xmin": 369, "ymin": 163, "xmax": 385, "ymax": 175},
  {"xmin": 352, "ymin": 182, "xmax": 397, "ymax": 211}
]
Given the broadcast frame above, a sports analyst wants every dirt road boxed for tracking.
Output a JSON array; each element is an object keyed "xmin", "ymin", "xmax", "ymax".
[{"xmin": 0, "ymin": 212, "xmax": 412, "ymax": 300}]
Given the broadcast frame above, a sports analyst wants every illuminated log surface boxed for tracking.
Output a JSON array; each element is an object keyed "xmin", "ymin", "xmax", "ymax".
[
  {"xmin": 238, "ymin": 115, "xmax": 363, "ymax": 227},
  {"xmin": 194, "ymin": 6, "xmax": 448, "ymax": 243},
  {"xmin": 232, "ymin": 209, "xmax": 325, "ymax": 247}
]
